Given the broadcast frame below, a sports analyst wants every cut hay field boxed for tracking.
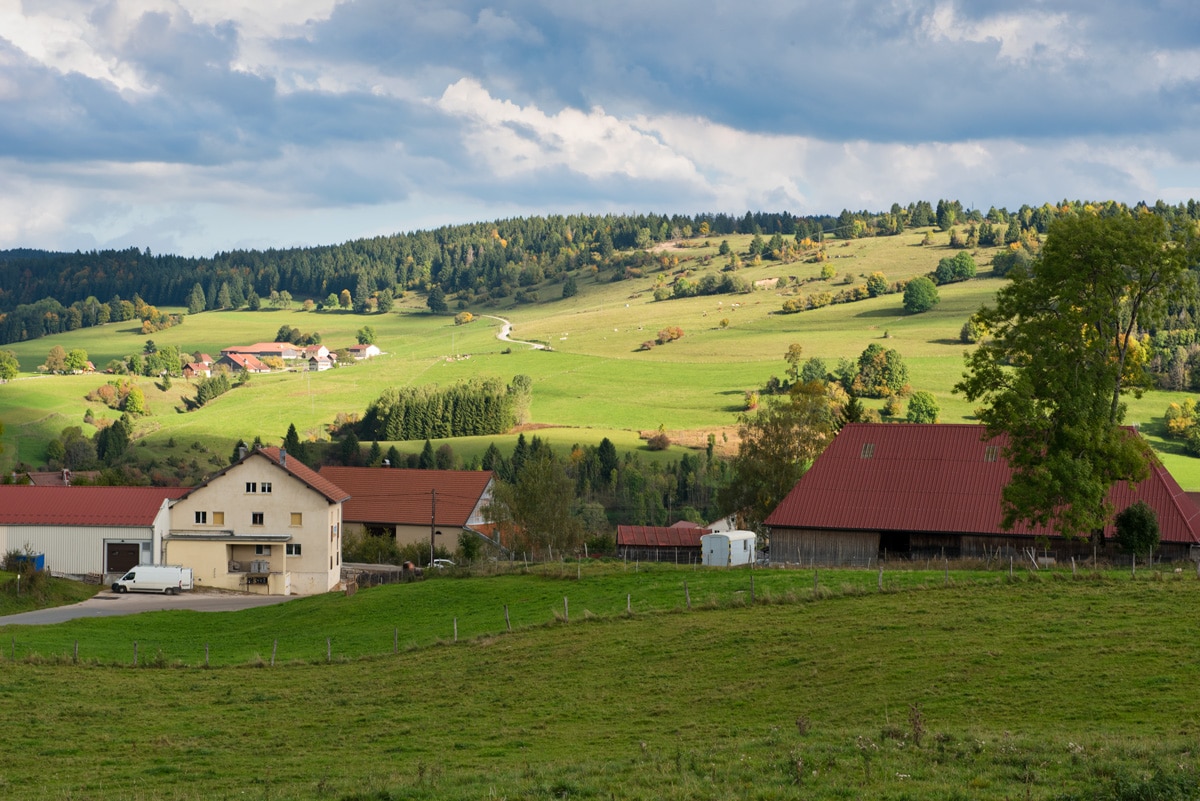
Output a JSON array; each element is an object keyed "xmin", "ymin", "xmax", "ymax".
[
  {"xmin": 3, "ymin": 566, "xmax": 1199, "ymax": 800},
  {"xmin": 2, "ymin": 227, "xmax": 1199, "ymax": 487}
]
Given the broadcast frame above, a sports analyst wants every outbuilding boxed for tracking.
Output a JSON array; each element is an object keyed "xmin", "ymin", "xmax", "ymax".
[
  {"xmin": 701, "ymin": 531, "xmax": 757, "ymax": 567},
  {"xmin": 0, "ymin": 485, "xmax": 187, "ymax": 581}
]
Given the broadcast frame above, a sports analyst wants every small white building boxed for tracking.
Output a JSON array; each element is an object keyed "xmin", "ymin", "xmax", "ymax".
[{"xmin": 701, "ymin": 530, "xmax": 757, "ymax": 567}]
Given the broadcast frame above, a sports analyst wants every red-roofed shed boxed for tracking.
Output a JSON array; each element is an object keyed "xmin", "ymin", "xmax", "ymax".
[
  {"xmin": 617, "ymin": 525, "xmax": 710, "ymax": 563},
  {"xmin": 765, "ymin": 423, "xmax": 1200, "ymax": 566}
]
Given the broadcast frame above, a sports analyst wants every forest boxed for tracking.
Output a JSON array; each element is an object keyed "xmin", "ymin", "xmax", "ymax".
[{"xmin": 9, "ymin": 199, "xmax": 1200, "ymax": 349}]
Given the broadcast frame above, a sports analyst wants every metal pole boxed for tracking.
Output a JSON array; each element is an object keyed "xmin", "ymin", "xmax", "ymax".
[{"xmin": 429, "ymin": 488, "xmax": 437, "ymax": 567}]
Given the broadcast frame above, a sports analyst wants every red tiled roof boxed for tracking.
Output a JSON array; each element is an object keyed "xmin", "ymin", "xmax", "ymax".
[
  {"xmin": 218, "ymin": 352, "xmax": 269, "ymax": 371},
  {"xmin": 617, "ymin": 525, "xmax": 709, "ymax": 548},
  {"xmin": 319, "ymin": 466, "xmax": 493, "ymax": 527},
  {"xmin": 0, "ymin": 486, "xmax": 188, "ymax": 527},
  {"xmin": 21, "ymin": 471, "xmax": 101, "ymax": 487},
  {"xmin": 765, "ymin": 423, "xmax": 1200, "ymax": 544},
  {"xmin": 177, "ymin": 447, "xmax": 349, "ymax": 504}
]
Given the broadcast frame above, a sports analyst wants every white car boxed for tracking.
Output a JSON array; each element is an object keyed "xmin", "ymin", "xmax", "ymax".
[{"xmin": 432, "ymin": 559, "xmax": 455, "ymax": 569}]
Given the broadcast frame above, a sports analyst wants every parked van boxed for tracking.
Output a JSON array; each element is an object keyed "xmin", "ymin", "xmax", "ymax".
[{"xmin": 111, "ymin": 565, "xmax": 194, "ymax": 595}]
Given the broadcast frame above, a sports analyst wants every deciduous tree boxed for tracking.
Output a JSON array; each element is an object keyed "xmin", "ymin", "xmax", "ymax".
[{"xmin": 956, "ymin": 212, "xmax": 1194, "ymax": 537}]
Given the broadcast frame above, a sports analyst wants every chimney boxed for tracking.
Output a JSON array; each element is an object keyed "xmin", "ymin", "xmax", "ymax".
[
  {"xmin": 279, "ymin": 448, "xmax": 287, "ymax": 466},
  {"xmin": 238, "ymin": 445, "xmax": 248, "ymax": 461},
  {"xmin": 62, "ymin": 468, "xmax": 71, "ymax": 486}
]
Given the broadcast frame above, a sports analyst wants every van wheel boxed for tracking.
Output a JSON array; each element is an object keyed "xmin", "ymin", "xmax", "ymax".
[{"xmin": 117, "ymin": 585, "xmax": 127, "ymax": 594}]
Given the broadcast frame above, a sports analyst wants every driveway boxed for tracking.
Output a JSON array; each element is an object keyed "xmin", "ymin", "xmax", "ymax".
[{"xmin": 0, "ymin": 589, "xmax": 295, "ymax": 626}]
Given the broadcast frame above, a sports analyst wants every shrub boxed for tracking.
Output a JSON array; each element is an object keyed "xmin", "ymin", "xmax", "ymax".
[
  {"xmin": 866, "ymin": 272, "xmax": 888, "ymax": 297},
  {"xmin": 646, "ymin": 432, "xmax": 671, "ymax": 451},
  {"xmin": 656, "ymin": 326, "xmax": 684, "ymax": 345},
  {"xmin": 905, "ymin": 391, "xmax": 939, "ymax": 423},
  {"xmin": 903, "ymin": 277, "xmax": 940, "ymax": 313},
  {"xmin": 934, "ymin": 252, "xmax": 977, "ymax": 284}
]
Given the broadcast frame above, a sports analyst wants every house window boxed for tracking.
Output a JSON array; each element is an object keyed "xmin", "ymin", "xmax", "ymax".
[
  {"xmin": 245, "ymin": 482, "xmax": 257, "ymax": 493},
  {"xmin": 213, "ymin": 511, "xmax": 224, "ymax": 526},
  {"xmin": 255, "ymin": 545, "xmax": 272, "ymax": 556},
  {"xmin": 261, "ymin": 482, "xmax": 272, "ymax": 494},
  {"xmin": 984, "ymin": 446, "xmax": 999, "ymax": 463},
  {"xmin": 290, "ymin": 513, "xmax": 303, "ymax": 527},
  {"xmin": 860, "ymin": 443, "xmax": 875, "ymax": 459},
  {"xmin": 252, "ymin": 512, "xmax": 264, "ymax": 526},
  {"xmin": 286, "ymin": 543, "xmax": 302, "ymax": 556},
  {"xmin": 195, "ymin": 511, "xmax": 207, "ymax": 524}
]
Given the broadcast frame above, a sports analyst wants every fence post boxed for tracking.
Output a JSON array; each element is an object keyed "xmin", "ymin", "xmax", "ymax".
[
  {"xmin": 813, "ymin": 569, "xmax": 818, "ymax": 593},
  {"xmin": 454, "ymin": 618, "xmax": 458, "ymax": 642},
  {"xmin": 73, "ymin": 641, "xmax": 78, "ymax": 664},
  {"xmin": 394, "ymin": 628, "xmax": 398, "ymax": 655},
  {"xmin": 133, "ymin": 641, "xmax": 138, "ymax": 667},
  {"xmin": 505, "ymin": 604, "xmax": 511, "ymax": 632},
  {"xmin": 684, "ymin": 581, "xmax": 691, "ymax": 610},
  {"xmin": 1071, "ymin": 556, "xmax": 1076, "ymax": 577},
  {"xmin": 563, "ymin": 597, "xmax": 569, "ymax": 623},
  {"xmin": 271, "ymin": 639, "xmax": 277, "ymax": 667},
  {"xmin": 326, "ymin": 637, "xmax": 331, "ymax": 663},
  {"xmin": 944, "ymin": 559, "xmax": 949, "ymax": 585},
  {"xmin": 205, "ymin": 643, "xmax": 209, "ymax": 668},
  {"xmin": 878, "ymin": 564, "xmax": 883, "ymax": 591},
  {"xmin": 750, "ymin": 575, "xmax": 755, "ymax": 603},
  {"xmin": 627, "ymin": 593, "xmax": 631, "ymax": 614}
]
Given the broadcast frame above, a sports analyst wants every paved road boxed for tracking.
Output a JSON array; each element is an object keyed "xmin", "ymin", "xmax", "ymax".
[
  {"xmin": 482, "ymin": 314, "xmax": 547, "ymax": 350},
  {"xmin": 0, "ymin": 589, "xmax": 295, "ymax": 626}
]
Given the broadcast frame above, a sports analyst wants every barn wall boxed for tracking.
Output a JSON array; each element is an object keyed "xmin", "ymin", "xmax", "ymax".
[
  {"xmin": 769, "ymin": 529, "xmax": 879, "ymax": 567},
  {"xmin": 618, "ymin": 545, "xmax": 701, "ymax": 565}
]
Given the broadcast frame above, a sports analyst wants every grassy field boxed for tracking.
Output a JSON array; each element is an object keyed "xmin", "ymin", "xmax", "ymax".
[
  {"xmin": 2, "ymin": 565, "xmax": 1199, "ymax": 799},
  {"xmin": 3, "ymin": 227, "xmax": 1200, "ymax": 487}
]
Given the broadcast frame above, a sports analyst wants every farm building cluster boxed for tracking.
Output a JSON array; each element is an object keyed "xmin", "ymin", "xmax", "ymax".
[
  {"xmin": 182, "ymin": 341, "xmax": 382, "ymax": 377},
  {"xmin": 1, "ymin": 423, "xmax": 1197, "ymax": 595}
]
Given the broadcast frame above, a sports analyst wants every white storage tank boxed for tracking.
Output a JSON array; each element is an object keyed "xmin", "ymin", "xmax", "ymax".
[{"xmin": 701, "ymin": 530, "xmax": 756, "ymax": 567}]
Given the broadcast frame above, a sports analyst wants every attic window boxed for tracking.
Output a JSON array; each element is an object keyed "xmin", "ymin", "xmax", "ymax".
[
  {"xmin": 984, "ymin": 446, "xmax": 999, "ymax": 463},
  {"xmin": 860, "ymin": 443, "xmax": 875, "ymax": 459}
]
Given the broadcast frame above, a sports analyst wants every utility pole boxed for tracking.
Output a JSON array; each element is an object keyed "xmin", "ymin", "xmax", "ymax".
[{"xmin": 429, "ymin": 488, "xmax": 437, "ymax": 567}]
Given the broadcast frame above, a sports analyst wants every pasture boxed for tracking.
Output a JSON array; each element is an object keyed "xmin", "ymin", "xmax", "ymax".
[
  {"xmin": 2, "ymin": 565, "xmax": 1199, "ymax": 799},
  {"xmin": 2, "ymin": 227, "xmax": 1200, "ymax": 488}
]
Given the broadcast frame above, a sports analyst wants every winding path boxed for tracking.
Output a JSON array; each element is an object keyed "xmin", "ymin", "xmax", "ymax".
[{"xmin": 482, "ymin": 314, "xmax": 546, "ymax": 350}]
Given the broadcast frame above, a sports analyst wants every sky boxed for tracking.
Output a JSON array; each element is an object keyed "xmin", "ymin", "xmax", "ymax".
[{"xmin": 2, "ymin": 0, "xmax": 1199, "ymax": 257}]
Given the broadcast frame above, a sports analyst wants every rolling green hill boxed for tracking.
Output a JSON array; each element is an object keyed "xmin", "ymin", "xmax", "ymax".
[
  {"xmin": 2, "ymin": 566, "xmax": 1199, "ymax": 800},
  {"xmin": 3, "ymin": 227, "xmax": 1199, "ymax": 488}
]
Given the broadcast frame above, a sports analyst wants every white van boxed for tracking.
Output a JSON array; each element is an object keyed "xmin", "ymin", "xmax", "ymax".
[{"xmin": 111, "ymin": 565, "xmax": 194, "ymax": 595}]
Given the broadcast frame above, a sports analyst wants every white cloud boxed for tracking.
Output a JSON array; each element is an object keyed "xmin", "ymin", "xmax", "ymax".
[{"xmin": 921, "ymin": 4, "xmax": 1082, "ymax": 64}]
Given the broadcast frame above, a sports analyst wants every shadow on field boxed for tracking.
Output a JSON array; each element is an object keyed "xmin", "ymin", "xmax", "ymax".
[{"xmin": 854, "ymin": 307, "xmax": 905, "ymax": 320}]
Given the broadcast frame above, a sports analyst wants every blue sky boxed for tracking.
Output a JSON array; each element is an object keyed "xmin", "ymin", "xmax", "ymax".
[{"xmin": 2, "ymin": 0, "xmax": 1199, "ymax": 257}]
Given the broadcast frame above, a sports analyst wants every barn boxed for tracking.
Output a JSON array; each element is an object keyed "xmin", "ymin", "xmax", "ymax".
[
  {"xmin": 0, "ymin": 486, "xmax": 187, "ymax": 580},
  {"xmin": 765, "ymin": 423, "xmax": 1200, "ymax": 566}
]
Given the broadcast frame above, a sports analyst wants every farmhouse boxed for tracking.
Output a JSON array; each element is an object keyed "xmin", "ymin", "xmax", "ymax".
[
  {"xmin": 617, "ymin": 524, "xmax": 709, "ymax": 563},
  {"xmin": 346, "ymin": 343, "xmax": 381, "ymax": 360},
  {"xmin": 319, "ymin": 466, "xmax": 494, "ymax": 551},
  {"xmin": 221, "ymin": 342, "xmax": 304, "ymax": 361},
  {"xmin": 215, "ymin": 352, "xmax": 270, "ymax": 373},
  {"xmin": 765, "ymin": 423, "xmax": 1200, "ymax": 566},
  {"xmin": 166, "ymin": 446, "xmax": 350, "ymax": 595},
  {"xmin": 0, "ymin": 485, "xmax": 187, "ymax": 579}
]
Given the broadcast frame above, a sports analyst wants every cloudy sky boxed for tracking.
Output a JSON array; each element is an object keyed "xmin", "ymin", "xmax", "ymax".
[{"xmin": 2, "ymin": 0, "xmax": 1199, "ymax": 257}]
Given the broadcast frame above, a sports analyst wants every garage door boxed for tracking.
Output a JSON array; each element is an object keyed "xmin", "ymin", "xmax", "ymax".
[{"xmin": 106, "ymin": 543, "xmax": 140, "ymax": 573}]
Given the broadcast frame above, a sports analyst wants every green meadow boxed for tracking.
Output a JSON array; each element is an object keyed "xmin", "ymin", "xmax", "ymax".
[
  {"xmin": 2, "ymin": 565, "xmax": 1199, "ymax": 800},
  {"xmin": 3, "ymin": 227, "xmax": 1200, "ymax": 487}
]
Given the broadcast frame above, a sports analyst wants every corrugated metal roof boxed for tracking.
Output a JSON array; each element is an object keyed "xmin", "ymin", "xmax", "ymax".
[
  {"xmin": 319, "ymin": 466, "xmax": 494, "ymax": 527},
  {"xmin": 764, "ymin": 423, "xmax": 1200, "ymax": 545},
  {"xmin": 617, "ymin": 526, "xmax": 709, "ymax": 548},
  {"xmin": 0, "ymin": 486, "xmax": 188, "ymax": 527}
]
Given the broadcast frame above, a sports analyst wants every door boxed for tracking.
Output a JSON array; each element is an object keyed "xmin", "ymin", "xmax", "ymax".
[{"xmin": 106, "ymin": 543, "xmax": 140, "ymax": 574}]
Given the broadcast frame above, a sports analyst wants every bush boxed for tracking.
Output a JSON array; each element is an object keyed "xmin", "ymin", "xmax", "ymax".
[
  {"xmin": 903, "ymin": 277, "xmax": 940, "ymax": 313},
  {"xmin": 934, "ymin": 251, "xmax": 977, "ymax": 284},
  {"xmin": 646, "ymin": 432, "xmax": 671, "ymax": 451},
  {"xmin": 905, "ymin": 391, "xmax": 939, "ymax": 423},
  {"xmin": 866, "ymin": 272, "xmax": 888, "ymax": 297}
]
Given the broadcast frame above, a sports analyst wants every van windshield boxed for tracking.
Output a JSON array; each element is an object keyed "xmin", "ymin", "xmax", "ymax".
[{"xmin": 122, "ymin": 572, "xmax": 135, "ymax": 580}]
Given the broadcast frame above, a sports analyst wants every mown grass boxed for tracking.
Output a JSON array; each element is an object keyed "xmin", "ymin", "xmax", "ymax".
[
  {"xmin": 1, "ymin": 568, "xmax": 1199, "ymax": 800},
  {"xmin": 0, "ymin": 571, "xmax": 99, "ymax": 616}
]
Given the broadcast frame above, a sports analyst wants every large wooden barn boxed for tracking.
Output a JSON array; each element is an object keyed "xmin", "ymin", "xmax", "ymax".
[
  {"xmin": 764, "ymin": 423, "xmax": 1200, "ymax": 566},
  {"xmin": 617, "ymin": 523, "xmax": 709, "ymax": 564}
]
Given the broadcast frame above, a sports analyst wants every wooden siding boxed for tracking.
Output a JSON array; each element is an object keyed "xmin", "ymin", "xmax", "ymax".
[
  {"xmin": 769, "ymin": 529, "xmax": 879, "ymax": 567},
  {"xmin": 619, "ymin": 545, "xmax": 701, "ymax": 565}
]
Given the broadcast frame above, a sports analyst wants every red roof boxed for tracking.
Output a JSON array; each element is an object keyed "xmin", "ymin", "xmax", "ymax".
[
  {"xmin": 319, "ymin": 466, "xmax": 494, "ymax": 527},
  {"xmin": 617, "ymin": 525, "xmax": 709, "ymax": 548},
  {"xmin": 765, "ymin": 423, "xmax": 1200, "ymax": 545},
  {"xmin": 177, "ymin": 447, "xmax": 349, "ymax": 504},
  {"xmin": 0, "ymin": 486, "xmax": 188, "ymax": 527}
]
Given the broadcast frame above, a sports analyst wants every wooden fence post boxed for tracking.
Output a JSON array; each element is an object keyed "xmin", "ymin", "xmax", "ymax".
[
  {"xmin": 505, "ymin": 604, "xmax": 511, "ymax": 632},
  {"xmin": 813, "ymin": 569, "xmax": 818, "ymax": 593},
  {"xmin": 205, "ymin": 644, "xmax": 209, "ymax": 668},
  {"xmin": 563, "ymin": 597, "xmax": 569, "ymax": 623},
  {"xmin": 133, "ymin": 641, "xmax": 138, "ymax": 667},
  {"xmin": 750, "ymin": 575, "xmax": 755, "ymax": 603},
  {"xmin": 271, "ymin": 639, "xmax": 277, "ymax": 667},
  {"xmin": 627, "ymin": 593, "xmax": 631, "ymax": 614},
  {"xmin": 454, "ymin": 618, "xmax": 458, "ymax": 642},
  {"xmin": 878, "ymin": 564, "xmax": 883, "ymax": 591},
  {"xmin": 684, "ymin": 581, "xmax": 691, "ymax": 610},
  {"xmin": 394, "ymin": 628, "xmax": 398, "ymax": 655},
  {"xmin": 326, "ymin": 637, "xmax": 331, "ymax": 663}
]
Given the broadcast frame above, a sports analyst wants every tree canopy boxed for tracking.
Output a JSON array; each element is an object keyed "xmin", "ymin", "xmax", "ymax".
[{"xmin": 956, "ymin": 212, "xmax": 1196, "ymax": 537}]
